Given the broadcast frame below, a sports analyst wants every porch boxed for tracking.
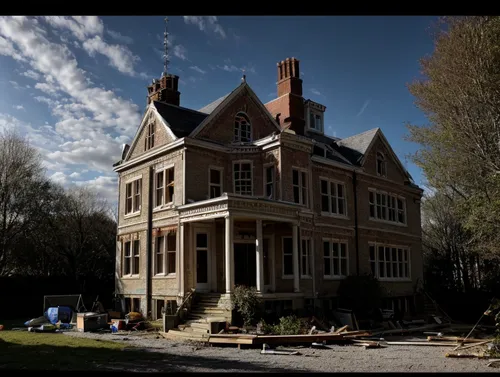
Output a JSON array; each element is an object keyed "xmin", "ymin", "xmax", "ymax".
[{"xmin": 177, "ymin": 193, "xmax": 308, "ymax": 298}]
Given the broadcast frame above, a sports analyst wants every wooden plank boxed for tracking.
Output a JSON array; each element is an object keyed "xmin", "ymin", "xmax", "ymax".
[
  {"xmin": 208, "ymin": 337, "xmax": 255, "ymax": 345},
  {"xmin": 208, "ymin": 333, "xmax": 257, "ymax": 339},
  {"xmin": 334, "ymin": 325, "xmax": 349, "ymax": 334},
  {"xmin": 254, "ymin": 333, "xmax": 346, "ymax": 345},
  {"xmin": 387, "ymin": 341, "xmax": 458, "ymax": 347},
  {"xmin": 427, "ymin": 336, "xmax": 494, "ymax": 343}
]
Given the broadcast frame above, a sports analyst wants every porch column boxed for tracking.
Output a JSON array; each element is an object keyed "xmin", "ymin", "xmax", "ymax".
[
  {"xmin": 292, "ymin": 224, "xmax": 300, "ymax": 292},
  {"xmin": 225, "ymin": 215, "xmax": 234, "ymax": 294},
  {"xmin": 255, "ymin": 219, "xmax": 264, "ymax": 293},
  {"xmin": 179, "ymin": 223, "xmax": 185, "ymax": 296}
]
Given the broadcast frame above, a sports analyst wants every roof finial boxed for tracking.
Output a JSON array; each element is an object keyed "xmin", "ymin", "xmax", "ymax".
[
  {"xmin": 162, "ymin": 16, "xmax": 170, "ymax": 77},
  {"xmin": 241, "ymin": 68, "xmax": 246, "ymax": 83}
]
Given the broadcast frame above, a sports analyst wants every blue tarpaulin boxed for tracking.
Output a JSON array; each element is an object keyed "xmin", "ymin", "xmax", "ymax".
[{"xmin": 46, "ymin": 306, "xmax": 72, "ymax": 324}]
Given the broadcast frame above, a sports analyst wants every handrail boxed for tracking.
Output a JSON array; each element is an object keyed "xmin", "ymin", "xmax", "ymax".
[{"xmin": 175, "ymin": 288, "xmax": 195, "ymax": 317}]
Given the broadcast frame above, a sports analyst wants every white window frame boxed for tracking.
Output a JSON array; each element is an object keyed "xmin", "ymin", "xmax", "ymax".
[
  {"xmin": 292, "ymin": 167, "xmax": 308, "ymax": 206},
  {"xmin": 369, "ymin": 243, "xmax": 411, "ymax": 281},
  {"xmin": 263, "ymin": 163, "xmax": 275, "ymax": 200},
  {"xmin": 368, "ymin": 188, "xmax": 407, "ymax": 226},
  {"xmin": 233, "ymin": 160, "xmax": 253, "ymax": 196},
  {"xmin": 145, "ymin": 121, "xmax": 155, "ymax": 151},
  {"xmin": 376, "ymin": 152, "xmax": 387, "ymax": 177},
  {"xmin": 208, "ymin": 166, "xmax": 224, "ymax": 199},
  {"xmin": 300, "ymin": 237, "xmax": 312, "ymax": 279},
  {"xmin": 308, "ymin": 108, "xmax": 324, "ymax": 133},
  {"xmin": 154, "ymin": 164, "xmax": 175, "ymax": 208},
  {"xmin": 319, "ymin": 177, "xmax": 347, "ymax": 218},
  {"xmin": 154, "ymin": 232, "xmax": 177, "ymax": 278},
  {"xmin": 123, "ymin": 239, "xmax": 140, "ymax": 277},
  {"xmin": 322, "ymin": 238, "xmax": 348, "ymax": 279},
  {"xmin": 234, "ymin": 112, "xmax": 252, "ymax": 143},
  {"xmin": 124, "ymin": 176, "xmax": 142, "ymax": 217},
  {"xmin": 281, "ymin": 236, "xmax": 294, "ymax": 279}
]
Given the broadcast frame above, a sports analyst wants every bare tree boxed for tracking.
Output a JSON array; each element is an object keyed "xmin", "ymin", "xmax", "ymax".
[
  {"xmin": 0, "ymin": 128, "xmax": 52, "ymax": 276},
  {"xmin": 48, "ymin": 186, "xmax": 116, "ymax": 290}
]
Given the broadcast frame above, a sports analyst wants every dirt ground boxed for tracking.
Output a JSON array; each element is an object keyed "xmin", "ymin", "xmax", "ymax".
[{"xmin": 62, "ymin": 331, "xmax": 499, "ymax": 373}]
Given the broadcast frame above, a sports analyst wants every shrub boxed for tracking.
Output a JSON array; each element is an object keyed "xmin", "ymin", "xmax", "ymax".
[
  {"xmin": 337, "ymin": 274, "xmax": 385, "ymax": 319},
  {"xmin": 272, "ymin": 315, "xmax": 303, "ymax": 335},
  {"xmin": 232, "ymin": 285, "xmax": 260, "ymax": 327}
]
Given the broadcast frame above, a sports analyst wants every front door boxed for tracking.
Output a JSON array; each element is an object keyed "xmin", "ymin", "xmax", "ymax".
[
  {"xmin": 195, "ymin": 232, "xmax": 210, "ymax": 291},
  {"xmin": 234, "ymin": 243, "xmax": 256, "ymax": 287}
]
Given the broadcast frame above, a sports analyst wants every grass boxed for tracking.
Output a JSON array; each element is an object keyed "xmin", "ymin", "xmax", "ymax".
[{"xmin": 0, "ymin": 319, "xmax": 166, "ymax": 371}]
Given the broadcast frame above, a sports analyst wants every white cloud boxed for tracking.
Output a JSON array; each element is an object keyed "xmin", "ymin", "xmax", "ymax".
[
  {"xmin": 0, "ymin": 16, "xmax": 142, "ymax": 206},
  {"xmin": 172, "ymin": 44, "xmax": 187, "ymax": 61},
  {"xmin": 41, "ymin": 16, "xmax": 143, "ymax": 78},
  {"xmin": 189, "ymin": 65, "xmax": 206, "ymax": 74},
  {"xmin": 21, "ymin": 69, "xmax": 41, "ymax": 80},
  {"xmin": 310, "ymin": 88, "xmax": 321, "ymax": 96},
  {"xmin": 107, "ymin": 29, "xmax": 133, "ymax": 44},
  {"xmin": 13, "ymin": 105, "xmax": 24, "ymax": 111},
  {"xmin": 82, "ymin": 36, "xmax": 140, "ymax": 76},
  {"xmin": 216, "ymin": 60, "xmax": 256, "ymax": 75},
  {"xmin": 0, "ymin": 35, "xmax": 27, "ymax": 62},
  {"xmin": 183, "ymin": 16, "xmax": 226, "ymax": 39},
  {"xmin": 356, "ymin": 99, "xmax": 371, "ymax": 117},
  {"xmin": 9, "ymin": 80, "xmax": 22, "ymax": 90}
]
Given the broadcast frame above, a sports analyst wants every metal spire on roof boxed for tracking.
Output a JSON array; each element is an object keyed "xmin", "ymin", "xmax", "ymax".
[{"xmin": 162, "ymin": 16, "xmax": 170, "ymax": 77}]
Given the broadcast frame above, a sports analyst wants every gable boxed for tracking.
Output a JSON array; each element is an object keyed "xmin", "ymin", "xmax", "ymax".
[
  {"xmin": 125, "ymin": 107, "xmax": 177, "ymax": 161},
  {"xmin": 192, "ymin": 83, "xmax": 281, "ymax": 145},
  {"xmin": 362, "ymin": 131, "xmax": 411, "ymax": 183}
]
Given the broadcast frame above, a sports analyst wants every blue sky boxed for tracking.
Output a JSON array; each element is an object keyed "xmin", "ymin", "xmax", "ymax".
[{"xmin": 0, "ymin": 16, "xmax": 436, "ymax": 206}]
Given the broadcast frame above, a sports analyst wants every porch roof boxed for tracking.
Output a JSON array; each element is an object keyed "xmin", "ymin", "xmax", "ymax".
[{"xmin": 177, "ymin": 193, "xmax": 304, "ymax": 223}]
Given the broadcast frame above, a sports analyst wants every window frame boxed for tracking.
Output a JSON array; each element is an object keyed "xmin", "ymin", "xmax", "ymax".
[
  {"xmin": 233, "ymin": 112, "xmax": 252, "ymax": 143},
  {"xmin": 122, "ymin": 238, "xmax": 140, "ymax": 277},
  {"xmin": 145, "ymin": 121, "xmax": 156, "ymax": 151},
  {"xmin": 369, "ymin": 243, "xmax": 411, "ymax": 281},
  {"xmin": 376, "ymin": 152, "xmax": 387, "ymax": 177},
  {"xmin": 322, "ymin": 238, "xmax": 349, "ymax": 279},
  {"xmin": 154, "ymin": 164, "xmax": 175, "ymax": 208},
  {"xmin": 154, "ymin": 231, "xmax": 177, "ymax": 278},
  {"xmin": 292, "ymin": 167, "xmax": 308, "ymax": 206},
  {"xmin": 319, "ymin": 177, "xmax": 348, "ymax": 218},
  {"xmin": 263, "ymin": 163, "xmax": 275, "ymax": 200},
  {"xmin": 368, "ymin": 188, "xmax": 407, "ymax": 226},
  {"xmin": 124, "ymin": 176, "xmax": 142, "ymax": 217},
  {"xmin": 208, "ymin": 166, "xmax": 224, "ymax": 199},
  {"xmin": 233, "ymin": 160, "xmax": 253, "ymax": 196}
]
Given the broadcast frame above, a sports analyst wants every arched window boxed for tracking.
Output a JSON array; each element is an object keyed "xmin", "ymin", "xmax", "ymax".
[
  {"xmin": 376, "ymin": 152, "xmax": 386, "ymax": 177},
  {"xmin": 234, "ymin": 112, "xmax": 251, "ymax": 142}
]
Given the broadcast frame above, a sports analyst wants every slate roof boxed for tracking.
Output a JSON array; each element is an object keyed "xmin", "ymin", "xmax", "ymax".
[
  {"xmin": 335, "ymin": 127, "xmax": 380, "ymax": 165},
  {"xmin": 198, "ymin": 93, "xmax": 231, "ymax": 114},
  {"xmin": 153, "ymin": 101, "xmax": 208, "ymax": 137}
]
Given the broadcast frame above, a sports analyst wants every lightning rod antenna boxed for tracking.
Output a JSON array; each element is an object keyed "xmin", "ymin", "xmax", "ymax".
[{"xmin": 163, "ymin": 16, "xmax": 169, "ymax": 77}]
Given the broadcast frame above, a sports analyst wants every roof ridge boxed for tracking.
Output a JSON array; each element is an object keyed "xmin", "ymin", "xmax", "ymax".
[{"xmin": 153, "ymin": 101, "xmax": 207, "ymax": 116}]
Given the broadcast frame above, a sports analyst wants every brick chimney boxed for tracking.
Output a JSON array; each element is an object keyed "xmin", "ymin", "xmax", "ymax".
[
  {"xmin": 267, "ymin": 57, "xmax": 305, "ymax": 135},
  {"xmin": 147, "ymin": 73, "xmax": 180, "ymax": 107}
]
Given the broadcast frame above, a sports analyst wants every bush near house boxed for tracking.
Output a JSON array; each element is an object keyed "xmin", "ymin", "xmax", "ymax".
[{"xmin": 337, "ymin": 274, "xmax": 385, "ymax": 320}]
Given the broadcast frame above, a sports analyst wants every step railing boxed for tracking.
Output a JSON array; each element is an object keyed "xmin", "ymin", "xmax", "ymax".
[{"xmin": 175, "ymin": 288, "xmax": 196, "ymax": 322}]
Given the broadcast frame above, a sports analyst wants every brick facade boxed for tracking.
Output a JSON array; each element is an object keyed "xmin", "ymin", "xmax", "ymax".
[{"xmin": 113, "ymin": 56, "xmax": 423, "ymax": 319}]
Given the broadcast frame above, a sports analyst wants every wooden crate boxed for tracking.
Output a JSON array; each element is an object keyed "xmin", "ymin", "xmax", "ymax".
[{"xmin": 77, "ymin": 313, "xmax": 108, "ymax": 332}]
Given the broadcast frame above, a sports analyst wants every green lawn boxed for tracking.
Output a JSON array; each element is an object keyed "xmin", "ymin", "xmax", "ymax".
[{"xmin": 0, "ymin": 330, "xmax": 165, "ymax": 371}]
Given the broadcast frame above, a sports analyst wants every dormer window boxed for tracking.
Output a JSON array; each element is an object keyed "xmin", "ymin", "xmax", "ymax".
[
  {"xmin": 234, "ymin": 112, "xmax": 251, "ymax": 142},
  {"xmin": 376, "ymin": 152, "xmax": 387, "ymax": 177},
  {"xmin": 308, "ymin": 110, "xmax": 324, "ymax": 133}
]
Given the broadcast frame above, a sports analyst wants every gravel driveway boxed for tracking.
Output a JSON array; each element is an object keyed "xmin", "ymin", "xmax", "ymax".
[{"xmin": 63, "ymin": 331, "xmax": 497, "ymax": 373}]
